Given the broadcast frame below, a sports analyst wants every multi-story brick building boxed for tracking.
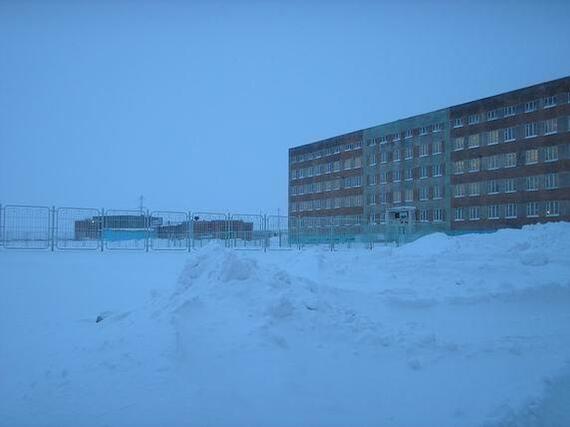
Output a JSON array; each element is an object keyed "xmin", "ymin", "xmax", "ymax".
[{"xmin": 289, "ymin": 76, "xmax": 570, "ymax": 233}]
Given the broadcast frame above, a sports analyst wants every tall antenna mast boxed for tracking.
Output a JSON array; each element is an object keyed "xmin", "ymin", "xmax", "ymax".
[{"xmin": 139, "ymin": 195, "xmax": 144, "ymax": 214}]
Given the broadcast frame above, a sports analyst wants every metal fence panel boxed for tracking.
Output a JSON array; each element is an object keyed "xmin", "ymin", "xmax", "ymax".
[
  {"xmin": 229, "ymin": 213, "xmax": 265, "ymax": 250},
  {"xmin": 150, "ymin": 211, "xmax": 189, "ymax": 251},
  {"xmin": 2, "ymin": 205, "xmax": 51, "ymax": 249},
  {"xmin": 56, "ymin": 207, "xmax": 101, "ymax": 250},
  {"xmin": 190, "ymin": 212, "xmax": 229, "ymax": 248},
  {"xmin": 265, "ymin": 215, "xmax": 292, "ymax": 250},
  {"xmin": 103, "ymin": 209, "xmax": 149, "ymax": 251}
]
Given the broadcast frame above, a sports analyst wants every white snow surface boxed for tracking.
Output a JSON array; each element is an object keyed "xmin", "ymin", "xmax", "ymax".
[{"xmin": 1, "ymin": 222, "xmax": 570, "ymax": 427}]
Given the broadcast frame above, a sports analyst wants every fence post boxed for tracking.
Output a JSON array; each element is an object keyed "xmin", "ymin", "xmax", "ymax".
[
  {"xmin": 187, "ymin": 211, "xmax": 192, "ymax": 252},
  {"xmin": 100, "ymin": 208, "xmax": 105, "ymax": 252},
  {"xmin": 145, "ymin": 209, "xmax": 150, "ymax": 252},
  {"xmin": 50, "ymin": 206, "xmax": 56, "ymax": 251},
  {"xmin": 329, "ymin": 218, "xmax": 334, "ymax": 252}
]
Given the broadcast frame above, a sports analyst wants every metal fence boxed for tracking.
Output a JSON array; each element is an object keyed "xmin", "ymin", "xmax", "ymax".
[{"xmin": 0, "ymin": 203, "xmax": 446, "ymax": 252}]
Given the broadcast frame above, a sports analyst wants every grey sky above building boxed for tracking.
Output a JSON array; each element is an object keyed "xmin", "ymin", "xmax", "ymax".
[{"xmin": 1, "ymin": 0, "xmax": 570, "ymax": 213}]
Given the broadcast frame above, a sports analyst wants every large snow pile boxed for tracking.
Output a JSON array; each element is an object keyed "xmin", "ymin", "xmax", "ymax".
[{"xmin": 1, "ymin": 223, "xmax": 570, "ymax": 427}]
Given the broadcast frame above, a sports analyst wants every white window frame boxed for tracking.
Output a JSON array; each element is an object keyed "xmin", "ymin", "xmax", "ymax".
[{"xmin": 546, "ymin": 201, "xmax": 560, "ymax": 217}]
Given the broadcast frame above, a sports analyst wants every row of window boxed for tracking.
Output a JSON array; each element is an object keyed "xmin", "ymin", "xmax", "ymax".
[
  {"xmin": 368, "ymin": 208, "xmax": 447, "ymax": 224},
  {"xmin": 290, "ymin": 142, "xmax": 362, "ymax": 164},
  {"xmin": 453, "ymin": 94, "xmax": 569, "ymax": 128},
  {"xmin": 453, "ymin": 117, "xmax": 567, "ymax": 151},
  {"xmin": 453, "ymin": 173, "xmax": 560, "ymax": 198},
  {"xmin": 367, "ymin": 186, "xmax": 446, "ymax": 204},
  {"xmin": 365, "ymin": 123, "xmax": 446, "ymax": 147},
  {"xmin": 367, "ymin": 140, "xmax": 444, "ymax": 165},
  {"xmin": 293, "ymin": 215, "xmax": 363, "ymax": 227},
  {"xmin": 290, "ymin": 175, "xmax": 364, "ymax": 195},
  {"xmin": 290, "ymin": 195, "xmax": 364, "ymax": 212},
  {"xmin": 291, "ymin": 157, "xmax": 362, "ymax": 180},
  {"xmin": 453, "ymin": 146, "xmax": 559, "ymax": 174},
  {"xmin": 368, "ymin": 163, "xmax": 444, "ymax": 185},
  {"xmin": 454, "ymin": 201, "xmax": 561, "ymax": 221}
]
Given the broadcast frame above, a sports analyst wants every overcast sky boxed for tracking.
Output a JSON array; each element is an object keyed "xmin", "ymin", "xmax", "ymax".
[{"xmin": 1, "ymin": 0, "xmax": 569, "ymax": 214}]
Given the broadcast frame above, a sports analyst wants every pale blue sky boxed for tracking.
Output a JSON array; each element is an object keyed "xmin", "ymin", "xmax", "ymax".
[{"xmin": 1, "ymin": 0, "xmax": 569, "ymax": 213}]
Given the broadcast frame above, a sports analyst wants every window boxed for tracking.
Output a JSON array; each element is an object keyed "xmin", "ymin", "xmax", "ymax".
[
  {"xmin": 469, "ymin": 207, "xmax": 480, "ymax": 220},
  {"xmin": 526, "ymin": 176, "xmax": 539, "ymax": 191},
  {"xmin": 454, "ymin": 208, "xmax": 465, "ymax": 221},
  {"xmin": 504, "ymin": 105, "xmax": 516, "ymax": 117},
  {"xmin": 420, "ymin": 165, "xmax": 429, "ymax": 179},
  {"xmin": 379, "ymin": 136, "xmax": 388, "ymax": 144},
  {"xmin": 405, "ymin": 129, "xmax": 413, "ymax": 139},
  {"xmin": 354, "ymin": 157, "xmax": 362, "ymax": 168},
  {"xmin": 526, "ymin": 202, "xmax": 539, "ymax": 218},
  {"xmin": 488, "ymin": 205, "xmax": 500, "ymax": 219},
  {"xmin": 418, "ymin": 209, "xmax": 429, "ymax": 222},
  {"xmin": 544, "ymin": 146, "xmax": 558, "ymax": 162},
  {"xmin": 405, "ymin": 146, "xmax": 413, "ymax": 159},
  {"xmin": 433, "ymin": 164, "xmax": 443, "ymax": 177},
  {"xmin": 505, "ymin": 203, "xmax": 517, "ymax": 219},
  {"xmin": 380, "ymin": 172, "xmax": 388, "ymax": 184},
  {"xmin": 453, "ymin": 118, "xmax": 464, "ymax": 128},
  {"xmin": 378, "ymin": 152, "xmax": 385, "ymax": 164},
  {"xmin": 525, "ymin": 149, "xmax": 539, "ymax": 165},
  {"xmin": 367, "ymin": 193, "xmax": 376, "ymax": 206},
  {"xmin": 525, "ymin": 123, "xmax": 538, "ymax": 138},
  {"xmin": 488, "ymin": 130, "xmax": 499, "ymax": 145},
  {"xmin": 487, "ymin": 110, "xmax": 498, "ymax": 121},
  {"xmin": 454, "ymin": 184, "xmax": 465, "ymax": 198},
  {"xmin": 393, "ymin": 169, "xmax": 401, "ymax": 182},
  {"xmin": 468, "ymin": 114, "xmax": 480, "ymax": 125},
  {"xmin": 419, "ymin": 187, "xmax": 429, "ymax": 201},
  {"xmin": 544, "ymin": 96, "xmax": 556, "ymax": 108},
  {"xmin": 468, "ymin": 158, "xmax": 480, "ymax": 172},
  {"xmin": 545, "ymin": 118, "xmax": 557, "ymax": 135},
  {"xmin": 546, "ymin": 201, "xmax": 560, "ymax": 217},
  {"xmin": 504, "ymin": 127, "xmax": 516, "ymax": 142},
  {"xmin": 504, "ymin": 152, "xmax": 517, "ymax": 168},
  {"xmin": 420, "ymin": 126, "xmax": 429, "ymax": 135},
  {"xmin": 333, "ymin": 161, "xmax": 341, "ymax": 172},
  {"xmin": 433, "ymin": 140, "xmax": 442, "ymax": 154},
  {"xmin": 525, "ymin": 100, "xmax": 539, "ymax": 113},
  {"xmin": 405, "ymin": 169, "xmax": 413, "ymax": 181},
  {"xmin": 419, "ymin": 143, "xmax": 429, "ymax": 157},
  {"xmin": 545, "ymin": 173, "xmax": 559, "ymax": 189},
  {"xmin": 393, "ymin": 149, "xmax": 401, "ymax": 162},
  {"xmin": 468, "ymin": 134, "xmax": 480, "ymax": 148},
  {"xmin": 433, "ymin": 185, "xmax": 442, "ymax": 199},
  {"xmin": 453, "ymin": 160, "xmax": 465, "ymax": 175},
  {"xmin": 393, "ymin": 191, "xmax": 402, "ymax": 203},
  {"xmin": 367, "ymin": 174, "xmax": 377, "ymax": 186},
  {"xmin": 468, "ymin": 182, "xmax": 480, "ymax": 196},
  {"xmin": 393, "ymin": 132, "xmax": 401, "ymax": 142},
  {"xmin": 487, "ymin": 155, "xmax": 500, "ymax": 170},
  {"xmin": 433, "ymin": 123, "xmax": 444, "ymax": 133},
  {"xmin": 504, "ymin": 178, "xmax": 516, "ymax": 193},
  {"xmin": 405, "ymin": 189, "xmax": 414, "ymax": 202},
  {"xmin": 433, "ymin": 209, "xmax": 444, "ymax": 222},
  {"xmin": 488, "ymin": 180, "xmax": 500, "ymax": 194},
  {"xmin": 453, "ymin": 137, "xmax": 464, "ymax": 151}
]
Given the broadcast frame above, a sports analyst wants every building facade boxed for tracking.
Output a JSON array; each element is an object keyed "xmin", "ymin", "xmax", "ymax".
[
  {"xmin": 289, "ymin": 76, "xmax": 570, "ymax": 233},
  {"xmin": 449, "ymin": 78, "xmax": 570, "ymax": 230}
]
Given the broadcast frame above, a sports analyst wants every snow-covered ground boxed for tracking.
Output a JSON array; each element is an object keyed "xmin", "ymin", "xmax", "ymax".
[{"xmin": 1, "ymin": 223, "xmax": 570, "ymax": 427}]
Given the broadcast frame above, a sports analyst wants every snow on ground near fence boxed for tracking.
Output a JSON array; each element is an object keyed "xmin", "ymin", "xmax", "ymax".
[{"xmin": 1, "ymin": 223, "xmax": 570, "ymax": 427}]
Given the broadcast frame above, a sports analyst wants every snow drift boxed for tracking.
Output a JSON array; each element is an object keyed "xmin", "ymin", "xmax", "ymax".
[{"xmin": 1, "ymin": 222, "xmax": 570, "ymax": 427}]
